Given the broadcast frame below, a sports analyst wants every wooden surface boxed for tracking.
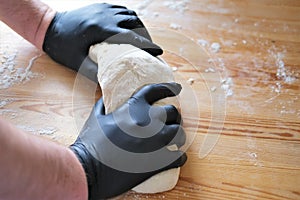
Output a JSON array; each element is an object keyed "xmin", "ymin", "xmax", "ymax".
[{"xmin": 1, "ymin": 0, "xmax": 300, "ymax": 199}]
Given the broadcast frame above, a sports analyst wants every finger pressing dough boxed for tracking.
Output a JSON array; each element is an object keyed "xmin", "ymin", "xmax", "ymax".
[{"xmin": 89, "ymin": 43, "xmax": 180, "ymax": 193}]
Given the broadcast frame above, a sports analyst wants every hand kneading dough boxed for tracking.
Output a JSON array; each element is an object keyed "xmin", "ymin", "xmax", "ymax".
[{"xmin": 89, "ymin": 43, "xmax": 180, "ymax": 193}]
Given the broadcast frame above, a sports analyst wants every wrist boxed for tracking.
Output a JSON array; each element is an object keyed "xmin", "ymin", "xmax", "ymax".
[
  {"xmin": 65, "ymin": 147, "xmax": 89, "ymax": 200},
  {"xmin": 70, "ymin": 143, "xmax": 99, "ymax": 199},
  {"xmin": 34, "ymin": 7, "xmax": 56, "ymax": 49},
  {"xmin": 0, "ymin": 0, "xmax": 56, "ymax": 50}
]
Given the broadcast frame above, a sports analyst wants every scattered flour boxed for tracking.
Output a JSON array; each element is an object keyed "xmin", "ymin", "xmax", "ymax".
[
  {"xmin": 204, "ymin": 67, "xmax": 216, "ymax": 73},
  {"xmin": 135, "ymin": 0, "xmax": 152, "ymax": 15},
  {"xmin": 210, "ymin": 86, "xmax": 217, "ymax": 92},
  {"xmin": 179, "ymin": 47, "xmax": 184, "ymax": 56},
  {"xmin": 221, "ymin": 77, "xmax": 233, "ymax": 97},
  {"xmin": 210, "ymin": 42, "xmax": 221, "ymax": 53},
  {"xmin": 172, "ymin": 66, "xmax": 178, "ymax": 72},
  {"xmin": 170, "ymin": 23, "xmax": 182, "ymax": 30},
  {"xmin": 207, "ymin": 58, "xmax": 214, "ymax": 64},
  {"xmin": 38, "ymin": 127, "xmax": 58, "ymax": 135},
  {"xmin": 267, "ymin": 47, "xmax": 296, "ymax": 84},
  {"xmin": 17, "ymin": 125, "xmax": 36, "ymax": 133},
  {"xmin": 197, "ymin": 39, "xmax": 209, "ymax": 47},
  {"xmin": 136, "ymin": 0, "xmax": 152, "ymax": 10},
  {"xmin": 153, "ymin": 12, "xmax": 159, "ymax": 18},
  {"xmin": 187, "ymin": 77, "xmax": 195, "ymax": 85},
  {"xmin": 17, "ymin": 125, "xmax": 58, "ymax": 136},
  {"xmin": 0, "ymin": 98, "xmax": 14, "ymax": 108},
  {"xmin": 208, "ymin": 57, "xmax": 225, "ymax": 71},
  {"xmin": 275, "ymin": 53, "xmax": 295, "ymax": 84},
  {"xmin": 0, "ymin": 49, "xmax": 41, "ymax": 89},
  {"xmin": 271, "ymin": 82, "xmax": 282, "ymax": 94},
  {"xmin": 249, "ymin": 152, "xmax": 257, "ymax": 158},
  {"xmin": 197, "ymin": 39, "xmax": 221, "ymax": 53},
  {"xmin": 163, "ymin": 0, "xmax": 190, "ymax": 13},
  {"xmin": 266, "ymin": 47, "xmax": 297, "ymax": 98}
]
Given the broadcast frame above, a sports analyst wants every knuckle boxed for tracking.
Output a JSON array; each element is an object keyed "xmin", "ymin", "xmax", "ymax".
[
  {"xmin": 171, "ymin": 124, "xmax": 180, "ymax": 133},
  {"xmin": 143, "ymin": 83, "xmax": 156, "ymax": 93},
  {"xmin": 128, "ymin": 9, "xmax": 137, "ymax": 15},
  {"xmin": 167, "ymin": 104, "xmax": 178, "ymax": 113},
  {"xmin": 173, "ymin": 126, "xmax": 186, "ymax": 144}
]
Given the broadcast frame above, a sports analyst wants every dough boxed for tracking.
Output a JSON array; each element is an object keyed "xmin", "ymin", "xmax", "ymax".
[{"xmin": 89, "ymin": 43, "xmax": 180, "ymax": 193}]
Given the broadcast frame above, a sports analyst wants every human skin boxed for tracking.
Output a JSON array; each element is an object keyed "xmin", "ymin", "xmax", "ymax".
[
  {"xmin": 0, "ymin": 117, "xmax": 88, "ymax": 200},
  {"xmin": 0, "ymin": 0, "xmax": 56, "ymax": 49},
  {"xmin": 0, "ymin": 0, "xmax": 88, "ymax": 199}
]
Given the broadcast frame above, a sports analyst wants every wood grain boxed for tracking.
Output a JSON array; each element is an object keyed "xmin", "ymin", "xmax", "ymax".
[{"xmin": 0, "ymin": 0, "xmax": 299, "ymax": 199}]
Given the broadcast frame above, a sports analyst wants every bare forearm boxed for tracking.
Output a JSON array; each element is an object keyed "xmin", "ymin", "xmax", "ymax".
[
  {"xmin": 0, "ymin": 117, "xmax": 88, "ymax": 200},
  {"xmin": 0, "ymin": 0, "xmax": 56, "ymax": 49}
]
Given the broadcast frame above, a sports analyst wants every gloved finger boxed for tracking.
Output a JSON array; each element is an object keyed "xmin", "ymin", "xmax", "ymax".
[
  {"xmin": 159, "ymin": 150, "xmax": 187, "ymax": 170},
  {"xmin": 131, "ymin": 17, "xmax": 152, "ymax": 41},
  {"xmin": 161, "ymin": 124, "xmax": 186, "ymax": 148},
  {"xmin": 117, "ymin": 16, "xmax": 152, "ymax": 42},
  {"xmin": 78, "ymin": 56, "xmax": 98, "ymax": 82},
  {"xmin": 118, "ymin": 16, "xmax": 152, "ymax": 42},
  {"xmin": 109, "ymin": 4, "xmax": 127, "ymax": 9},
  {"xmin": 163, "ymin": 105, "xmax": 182, "ymax": 125},
  {"xmin": 108, "ymin": 28, "xmax": 163, "ymax": 56},
  {"xmin": 117, "ymin": 15, "xmax": 144, "ymax": 29},
  {"xmin": 93, "ymin": 3, "xmax": 126, "ymax": 11},
  {"xmin": 148, "ymin": 148, "xmax": 187, "ymax": 172},
  {"xmin": 110, "ymin": 8, "xmax": 133, "ymax": 16},
  {"xmin": 132, "ymin": 27, "xmax": 152, "ymax": 43},
  {"xmin": 169, "ymin": 151, "xmax": 187, "ymax": 168},
  {"xmin": 134, "ymin": 83, "xmax": 182, "ymax": 105},
  {"xmin": 95, "ymin": 98, "xmax": 106, "ymax": 115},
  {"xmin": 115, "ymin": 9, "xmax": 137, "ymax": 16}
]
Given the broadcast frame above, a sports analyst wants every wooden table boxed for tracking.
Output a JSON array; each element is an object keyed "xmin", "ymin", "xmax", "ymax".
[{"xmin": 0, "ymin": 0, "xmax": 299, "ymax": 199}]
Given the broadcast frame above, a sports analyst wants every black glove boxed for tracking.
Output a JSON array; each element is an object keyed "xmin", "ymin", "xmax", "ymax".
[
  {"xmin": 43, "ymin": 3, "xmax": 163, "ymax": 81},
  {"xmin": 70, "ymin": 82, "xmax": 187, "ymax": 199}
]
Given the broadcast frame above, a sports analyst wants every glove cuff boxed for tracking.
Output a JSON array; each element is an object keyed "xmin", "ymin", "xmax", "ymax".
[
  {"xmin": 42, "ymin": 12, "xmax": 80, "ymax": 70},
  {"xmin": 42, "ymin": 12, "xmax": 62, "ymax": 53},
  {"xmin": 69, "ymin": 143, "xmax": 97, "ymax": 200}
]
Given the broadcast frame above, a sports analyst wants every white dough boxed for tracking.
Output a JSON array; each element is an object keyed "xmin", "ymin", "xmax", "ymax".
[{"xmin": 89, "ymin": 43, "xmax": 180, "ymax": 193}]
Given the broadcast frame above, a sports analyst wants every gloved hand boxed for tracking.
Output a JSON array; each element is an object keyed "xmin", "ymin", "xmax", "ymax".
[
  {"xmin": 43, "ymin": 3, "xmax": 163, "ymax": 82},
  {"xmin": 70, "ymin": 82, "xmax": 187, "ymax": 199}
]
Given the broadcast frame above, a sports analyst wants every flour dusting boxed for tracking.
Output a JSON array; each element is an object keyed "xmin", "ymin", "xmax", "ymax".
[
  {"xmin": 163, "ymin": 0, "xmax": 190, "ymax": 13},
  {"xmin": 17, "ymin": 125, "xmax": 58, "ymax": 136},
  {"xmin": 0, "ymin": 98, "xmax": 14, "ymax": 108},
  {"xmin": 135, "ymin": 0, "xmax": 152, "ymax": 15},
  {"xmin": 205, "ymin": 67, "xmax": 216, "ymax": 73},
  {"xmin": 210, "ymin": 42, "xmax": 221, "ymax": 53},
  {"xmin": 38, "ymin": 127, "xmax": 58, "ymax": 135},
  {"xmin": 197, "ymin": 39, "xmax": 209, "ymax": 47},
  {"xmin": 221, "ymin": 77, "xmax": 233, "ymax": 97},
  {"xmin": 275, "ymin": 53, "xmax": 295, "ymax": 84},
  {"xmin": 170, "ymin": 23, "xmax": 182, "ymax": 30},
  {"xmin": 0, "ymin": 49, "xmax": 41, "ymax": 89}
]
